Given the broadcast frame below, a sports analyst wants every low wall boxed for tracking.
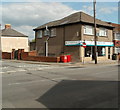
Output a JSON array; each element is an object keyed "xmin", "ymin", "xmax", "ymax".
[
  {"xmin": 2, "ymin": 52, "xmax": 11, "ymax": 59},
  {"xmin": 28, "ymin": 51, "xmax": 37, "ymax": 56},
  {"xmin": 21, "ymin": 52, "xmax": 60, "ymax": 63}
]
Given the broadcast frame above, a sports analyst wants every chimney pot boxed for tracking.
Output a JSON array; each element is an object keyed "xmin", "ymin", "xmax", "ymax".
[{"xmin": 5, "ymin": 24, "xmax": 11, "ymax": 29}]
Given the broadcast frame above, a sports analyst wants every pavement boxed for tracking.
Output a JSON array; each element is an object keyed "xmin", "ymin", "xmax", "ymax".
[{"xmin": 2, "ymin": 59, "xmax": 119, "ymax": 67}]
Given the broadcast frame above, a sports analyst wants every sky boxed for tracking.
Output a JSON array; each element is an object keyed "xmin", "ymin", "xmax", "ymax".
[{"xmin": 0, "ymin": 1, "xmax": 119, "ymax": 41}]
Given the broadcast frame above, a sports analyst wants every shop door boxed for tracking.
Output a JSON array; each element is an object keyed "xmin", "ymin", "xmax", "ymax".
[
  {"xmin": 108, "ymin": 47, "xmax": 110, "ymax": 59},
  {"xmin": 92, "ymin": 46, "xmax": 95, "ymax": 60}
]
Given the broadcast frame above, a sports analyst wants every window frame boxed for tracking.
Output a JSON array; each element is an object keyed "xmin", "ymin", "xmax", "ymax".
[
  {"xmin": 37, "ymin": 30, "xmax": 42, "ymax": 38},
  {"xmin": 50, "ymin": 28, "xmax": 56, "ymax": 37},
  {"xmin": 84, "ymin": 25, "xmax": 94, "ymax": 35},
  {"xmin": 99, "ymin": 28, "xmax": 108, "ymax": 37}
]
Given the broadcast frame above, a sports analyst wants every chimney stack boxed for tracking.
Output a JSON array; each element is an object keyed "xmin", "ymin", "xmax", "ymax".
[{"xmin": 5, "ymin": 24, "xmax": 11, "ymax": 29}]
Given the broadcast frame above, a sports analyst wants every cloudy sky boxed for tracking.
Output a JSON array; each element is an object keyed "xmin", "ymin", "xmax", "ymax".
[{"xmin": 0, "ymin": 1, "xmax": 118, "ymax": 41}]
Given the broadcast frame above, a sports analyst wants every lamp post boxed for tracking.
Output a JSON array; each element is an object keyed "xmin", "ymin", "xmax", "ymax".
[
  {"xmin": 93, "ymin": 0, "xmax": 97, "ymax": 64},
  {"xmin": 91, "ymin": 39, "xmax": 93, "ymax": 60},
  {"xmin": 45, "ymin": 26, "xmax": 50, "ymax": 57}
]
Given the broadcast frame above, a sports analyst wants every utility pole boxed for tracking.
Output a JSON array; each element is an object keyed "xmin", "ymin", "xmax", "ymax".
[
  {"xmin": 45, "ymin": 26, "xmax": 50, "ymax": 57},
  {"xmin": 93, "ymin": 0, "xmax": 97, "ymax": 64}
]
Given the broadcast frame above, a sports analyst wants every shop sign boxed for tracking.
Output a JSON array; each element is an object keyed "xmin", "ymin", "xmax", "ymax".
[
  {"xmin": 114, "ymin": 40, "xmax": 120, "ymax": 47},
  {"xmin": 65, "ymin": 41, "xmax": 114, "ymax": 46}
]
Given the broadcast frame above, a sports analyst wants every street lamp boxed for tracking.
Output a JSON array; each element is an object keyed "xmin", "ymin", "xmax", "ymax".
[{"xmin": 45, "ymin": 26, "xmax": 50, "ymax": 57}]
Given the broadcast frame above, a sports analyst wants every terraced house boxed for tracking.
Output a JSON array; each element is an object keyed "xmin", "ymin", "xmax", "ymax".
[{"xmin": 34, "ymin": 12, "xmax": 114, "ymax": 62}]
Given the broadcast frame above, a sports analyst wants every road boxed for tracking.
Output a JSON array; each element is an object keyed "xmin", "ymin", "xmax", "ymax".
[{"xmin": 1, "ymin": 60, "xmax": 119, "ymax": 109}]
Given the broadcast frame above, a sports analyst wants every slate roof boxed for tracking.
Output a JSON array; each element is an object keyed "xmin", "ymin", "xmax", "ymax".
[
  {"xmin": 2, "ymin": 28, "xmax": 28, "ymax": 37},
  {"xmin": 34, "ymin": 11, "xmax": 113, "ymax": 30}
]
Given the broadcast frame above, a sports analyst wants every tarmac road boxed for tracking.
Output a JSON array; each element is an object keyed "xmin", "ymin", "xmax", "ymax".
[{"xmin": 1, "ymin": 60, "xmax": 119, "ymax": 109}]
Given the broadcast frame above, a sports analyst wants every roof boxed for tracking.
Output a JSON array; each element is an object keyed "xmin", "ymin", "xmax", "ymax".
[
  {"xmin": 34, "ymin": 11, "xmax": 113, "ymax": 30},
  {"xmin": 2, "ymin": 28, "xmax": 28, "ymax": 37},
  {"xmin": 108, "ymin": 23, "xmax": 120, "ymax": 32}
]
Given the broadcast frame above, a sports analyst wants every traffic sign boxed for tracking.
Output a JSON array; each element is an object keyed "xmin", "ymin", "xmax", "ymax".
[{"xmin": 82, "ymin": 42, "xmax": 86, "ymax": 48}]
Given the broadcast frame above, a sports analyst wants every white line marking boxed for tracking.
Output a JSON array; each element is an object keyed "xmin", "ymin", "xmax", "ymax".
[
  {"xmin": 8, "ymin": 83, "xmax": 21, "ymax": 85},
  {"xmin": 17, "ymin": 70, "xmax": 26, "ymax": 72},
  {"xmin": 7, "ymin": 71, "xmax": 16, "ymax": 73},
  {"xmin": 0, "ymin": 72, "xmax": 5, "ymax": 74},
  {"xmin": 95, "ymin": 69, "xmax": 117, "ymax": 74},
  {"xmin": 52, "ymin": 77, "xmax": 69, "ymax": 80}
]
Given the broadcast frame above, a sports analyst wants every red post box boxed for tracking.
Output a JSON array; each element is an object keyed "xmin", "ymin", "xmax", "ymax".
[
  {"xmin": 67, "ymin": 55, "xmax": 71, "ymax": 62},
  {"xmin": 60, "ymin": 55, "xmax": 67, "ymax": 63}
]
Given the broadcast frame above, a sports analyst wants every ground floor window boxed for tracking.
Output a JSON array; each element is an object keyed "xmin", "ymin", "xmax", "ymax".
[
  {"xmin": 114, "ymin": 47, "xmax": 120, "ymax": 54},
  {"xmin": 85, "ymin": 46, "xmax": 106, "ymax": 57},
  {"xmin": 85, "ymin": 47, "xmax": 91, "ymax": 57},
  {"xmin": 97, "ymin": 46, "xmax": 106, "ymax": 56}
]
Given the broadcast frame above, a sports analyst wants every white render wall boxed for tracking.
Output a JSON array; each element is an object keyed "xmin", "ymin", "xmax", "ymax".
[{"xmin": 1, "ymin": 36, "xmax": 29, "ymax": 52}]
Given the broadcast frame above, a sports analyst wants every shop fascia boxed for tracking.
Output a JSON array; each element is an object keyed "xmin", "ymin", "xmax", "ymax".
[{"xmin": 65, "ymin": 41, "xmax": 114, "ymax": 47}]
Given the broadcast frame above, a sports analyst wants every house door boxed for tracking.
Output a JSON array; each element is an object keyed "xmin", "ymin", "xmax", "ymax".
[{"xmin": 14, "ymin": 50, "xmax": 18, "ymax": 59}]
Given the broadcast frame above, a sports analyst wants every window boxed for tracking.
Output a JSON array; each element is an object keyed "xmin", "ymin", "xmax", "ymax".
[
  {"xmin": 85, "ymin": 47, "xmax": 91, "ymax": 57},
  {"xmin": 115, "ymin": 47, "xmax": 120, "ymax": 54},
  {"xmin": 99, "ymin": 28, "xmax": 107, "ymax": 36},
  {"xmin": 114, "ymin": 33, "xmax": 120, "ymax": 40},
  {"xmin": 37, "ymin": 30, "xmax": 42, "ymax": 38},
  {"xmin": 84, "ymin": 25, "xmax": 94, "ymax": 35},
  {"xmin": 97, "ymin": 47, "xmax": 106, "ymax": 56},
  {"xmin": 44, "ymin": 30, "xmax": 50, "ymax": 36},
  {"xmin": 50, "ymin": 28, "xmax": 56, "ymax": 37}
]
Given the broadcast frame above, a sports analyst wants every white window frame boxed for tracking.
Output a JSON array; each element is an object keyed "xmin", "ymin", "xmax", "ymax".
[
  {"xmin": 50, "ymin": 28, "xmax": 56, "ymax": 37},
  {"xmin": 99, "ymin": 28, "xmax": 107, "ymax": 37},
  {"xmin": 84, "ymin": 25, "xmax": 94, "ymax": 35},
  {"xmin": 114, "ymin": 33, "xmax": 120, "ymax": 40},
  {"xmin": 37, "ymin": 30, "xmax": 42, "ymax": 38}
]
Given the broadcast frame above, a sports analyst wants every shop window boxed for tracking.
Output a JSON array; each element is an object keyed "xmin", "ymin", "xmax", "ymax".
[
  {"xmin": 85, "ymin": 47, "xmax": 91, "ymax": 57},
  {"xmin": 84, "ymin": 25, "xmax": 94, "ymax": 35},
  {"xmin": 37, "ymin": 30, "xmax": 42, "ymax": 38},
  {"xmin": 115, "ymin": 47, "xmax": 120, "ymax": 54},
  {"xmin": 97, "ymin": 47, "xmax": 106, "ymax": 56}
]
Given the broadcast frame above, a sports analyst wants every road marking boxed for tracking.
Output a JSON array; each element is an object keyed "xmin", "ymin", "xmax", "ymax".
[
  {"xmin": 7, "ymin": 77, "xmax": 71, "ymax": 86},
  {"xmin": 8, "ymin": 80, "xmax": 49, "ymax": 86},
  {"xmin": 52, "ymin": 77, "xmax": 69, "ymax": 80},
  {"xmin": 7, "ymin": 71, "xmax": 16, "ymax": 73},
  {"xmin": 17, "ymin": 69, "xmax": 26, "ymax": 72},
  {"xmin": 0, "ymin": 72, "xmax": 5, "ymax": 74},
  {"xmin": 8, "ymin": 83, "xmax": 21, "ymax": 85},
  {"xmin": 95, "ymin": 69, "xmax": 117, "ymax": 74}
]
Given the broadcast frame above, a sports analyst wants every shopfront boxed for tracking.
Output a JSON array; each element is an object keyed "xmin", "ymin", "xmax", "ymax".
[{"xmin": 65, "ymin": 40, "xmax": 114, "ymax": 62}]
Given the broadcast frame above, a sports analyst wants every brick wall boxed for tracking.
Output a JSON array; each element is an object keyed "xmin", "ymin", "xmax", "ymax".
[
  {"xmin": 28, "ymin": 51, "xmax": 37, "ymax": 56},
  {"xmin": 2, "ymin": 52, "xmax": 11, "ymax": 59},
  {"xmin": 21, "ymin": 52, "xmax": 60, "ymax": 62}
]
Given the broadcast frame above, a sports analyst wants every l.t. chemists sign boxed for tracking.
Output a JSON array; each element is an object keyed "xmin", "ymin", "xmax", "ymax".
[{"xmin": 65, "ymin": 41, "xmax": 114, "ymax": 46}]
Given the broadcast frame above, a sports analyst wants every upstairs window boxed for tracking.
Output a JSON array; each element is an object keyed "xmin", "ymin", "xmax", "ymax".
[
  {"xmin": 99, "ymin": 28, "xmax": 107, "ymax": 36},
  {"xmin": 50, "ymin": 28, "xmax": 56, "ymax": 37},
  {"xmin": 44, "ymin": 29, "xmax": 50, "ymax": 36},
  {"xmin": 114, "ymin": 33, "xmax": 120, "ymax": 40},
  {"xmin": 84, "ymin": 25, "xmax": 94, "ymax": 35},
  {"xmin": 37, "ymin": 30, "xmax": 42, "ymax": 38}
]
